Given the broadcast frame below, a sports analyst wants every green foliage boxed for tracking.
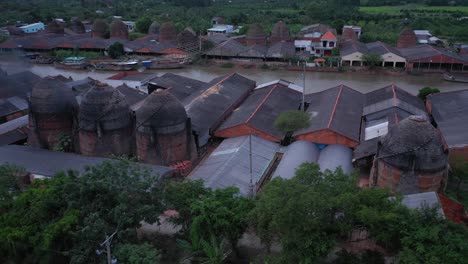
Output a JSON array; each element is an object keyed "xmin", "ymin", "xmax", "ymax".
[
  {"xmin": 53, "ymin": 132, "xmax": 73, "ymax": 152},
  {"xmin": 361, "ymin": 52, "xmax": 383, "ymax": 69},
  {"xmin": 220, "ymin": 62, "xmax": 234, "ymax": 68},
  {"xmin": 114, "ymin": 243, "xmax": 160, "ymax": 264},
  {"xmin": 164, "ymin": 180, "xmax": 209, "ymax": 232},
  {"xmin": 0, "ymin": 164, "xmax": 26, "ymax": 204},
  {"xmin": 129, "ymin": 32, "xmax": 146, "ymax": 41},
  {"xmin": 172, "ymin": 0, "xmax": 212, "ymax": 7},
  {"xmin": 136, "ymin": 17, "xmax": 152, "ymax": 34},
  {"xmin": 274, "ymin": 110, "xmax": 310, "ymax": 134},
  {"xmin": 0, "ymin": 160, "xmax": 164, "ymax": 264},
  {"xmin": 107, "ymin": 42, "xmax": 124, "ymax": 59},
  {"xmin": 0, "ymin": 36, "xmax": 8, "ymax": 43},
  {"xmin": 418, "ymin": 86, "xmax": 440, "ymax": 101}
]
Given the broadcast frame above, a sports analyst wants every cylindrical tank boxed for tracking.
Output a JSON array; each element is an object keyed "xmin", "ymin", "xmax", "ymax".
[
  {"xmin": 78, "ymin": 83, "xmax": 133, "ymax": 157},
  {"xmin": 28, "ymin": 77, "xmax": 77, "ymax": 150},
  {"xmin": 135, "ymin": 90, "xmax": 195, "ymax": 166}
]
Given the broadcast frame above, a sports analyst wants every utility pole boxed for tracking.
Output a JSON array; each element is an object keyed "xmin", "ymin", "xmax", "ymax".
[
  {"xmin": 302, "ymin": 61, "xmax": 306, "ymax": 111},
  {"xmin": 98, "ymin": 231, "xmax": 117, "ymax": 264}
]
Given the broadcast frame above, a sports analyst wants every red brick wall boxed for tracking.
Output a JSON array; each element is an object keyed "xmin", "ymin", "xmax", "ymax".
[
  {"xmin": 246, "ymin": 38, "xmax": 267, "ymax": 46},
  {"xmin": 449, "ymin": 147, "xmax": 468, "ymax": 165},
  {"xmin": 214, "ymin": 124, "xmax": 281, "ymax": 142},
  {"xmin": 376, "ymin": 160, "xmax": 443, "ymax": 193},
  {"xmin": 295, "ymin": 129, "xmax": 358, "ymax": 148},
  {"xmin": 79, "ymin": 128, "xmax": 133, "ymax": 157},
  {"xmin": 136, "ymin": 129, "xmax": 192, "ymax": 166},
  {"xmin": 28, "ymin": 113, "xmax": 73, "ymax": 150}
]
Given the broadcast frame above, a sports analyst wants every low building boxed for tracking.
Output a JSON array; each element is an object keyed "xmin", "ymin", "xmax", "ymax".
[
  {"xmin": 207, "ymin": 24, "xmax": 235, "ymax": 36},
  {"xmin": 414, "ymin": 30, "xmax": 441, "ymax": 45},
  {"xmin": 19, "ymin": 22, "xmax": 45, "ymax": 34},
  {"xmin": 0, "ymin": 145, "xmax": 174, "ymax": 179},
  {"xmin": 354, "ymin": 84, "xmax": 428, "ymax": 164},
  {"xmin": 295, "ymin": 24, "xmax": 338, "ymax": 57},
  {"xmin": 189, "ymin": 135, "xmax": 280, "ymax": 196},
  {"xmin": 343, "ymin": 25, "xmax": 362, "ymax": 39},
  {"xmin": 398, "ymin": 44, "xmax": 468, "ymax": 72},
  {"xmin": 340, "ymin": 40, "xmax": 369, "ymax": 67},
  {"xmin": 426, "ymin": 90, "xmax": 468, "ymax": 161},
  {"xmin": 295, "ymin": 85, "xmax": 364, "ymax": 148},
  {"xmin": 215, "ymin": 80, "xmax": 302, "ymax": 142},
  {"xmin": 185, "ymin": 73, "xmax": 256, "ymax": 148},
  {"xmin": 123, "ymin": 21, "xmax": 136, "ymax": 32},
  {"xmin": 366, "ymin": 41, "xmax": 406, "ymax": 68}
]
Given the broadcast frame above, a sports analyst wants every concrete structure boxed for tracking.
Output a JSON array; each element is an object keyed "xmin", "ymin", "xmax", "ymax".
[
  {"xmin": 367, "ymin": 41, "xmax": 406, "ymax": 68},
  {"xmin": 343, "ymin": 25, "xmax": 362, "ymax": 39},
  {"xmin": 295, "ymin": 24, "xmax": 338, "ymax": 57},
  {"xmin": 123, "ymin": 21, "xmax": 136, "ymax": 32},
  {"xmin": 19, "ymin": 22, "xmax": 44, "ymax": 34},
  {"xmin": 371, "ymin": 116, "xmax": 448, "ymax": 194},
  {"xmin": 135, "ymin": 90, "xmax": 195, "ymax": 166},
  {"xmin": 78, "ymin": 83, "xmax": 133, "ymax": 157},
  {"xmin": 28, "ymin": 78, "xmax": 77, "ymax": 150},
  {"xmin": 340, "ymin": 40, "xmax": 368, "ymax": 67},
  {"xmin": 207, "ymin": 25, "xmax": 235, "ymax": 36}
]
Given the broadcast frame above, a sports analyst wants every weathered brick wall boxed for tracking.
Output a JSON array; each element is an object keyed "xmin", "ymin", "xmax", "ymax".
[
  {"xmin": 136, "ymin": 129, "xmax": 191, "ymax": 166},
  {"xmin": 295, "ymin": 129, "xmax": 358, "ymax": 148},
  {"xmin": 79, "ymin": 127, "xmax": 133, "ymax": 157},
  {"xmin": 28, "ymin": 113, "xmax": 73, "ymax": 150}
]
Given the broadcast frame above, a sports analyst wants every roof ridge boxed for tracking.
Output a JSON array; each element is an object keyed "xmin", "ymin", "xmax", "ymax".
[
  {"xmin": 327, "ymin": 85, "xmax": 343, "ymax": 128},
  {"xmin": 245, "ymin": 84, "xmax": 278, "ymax": 124},
  {"xmin": 185, "ymin": 73, "xmax": 236, "ymax": 110}
]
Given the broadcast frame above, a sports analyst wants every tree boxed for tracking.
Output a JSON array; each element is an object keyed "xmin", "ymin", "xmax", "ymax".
[
  {"xmin": 114, "ymin": 243, "xmax": 160, "ymax": 264},
  {"xmin": 418, "ymin": 87, "xmax": 440, "ymax": 102},
  {"xmin": 450, "ymin": 158, "xmax": 468, "ymax": 201},
  {"xmin": 274, "ymin": 110, "xmax": 310, "ymax": 134},
  {"xmin": 0, "ymin": 164, "xmax": 27, "ymax": 204},
  {"xmin": 250, "ymin": 163, "xmax": 359, "ymax": 262},
  {"xmin": 0, "ymin": 160, "xmax": 165, "ymax": 264},
  {"xmin": 361, "ymin": 52, "xmax": 383, "ymax": 69},
  {"xmin": 135, "ymin": 17, "xmax": 152, "ymax": 34},
  {"xmin": 164, "ymin": 180, "xmax": 210, "ymax": 233},
  {"xmin": 107, "ymin": 42, "xmax": 124, "ymax": 59}
]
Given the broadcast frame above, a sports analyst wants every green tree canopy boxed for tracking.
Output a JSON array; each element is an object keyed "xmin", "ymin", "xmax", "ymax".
[
  {"xmin": 361, "ymin": 52, "xmax": 383, "ymax": 69},
  {"xmin": 135, "ymin": 17, "xmax": 152, "ymax": 34},
  {"xmin": 418, "ymin": 87, "xmax": 440, "ymax": 102},
  {"xmin": 274, "ymin": 110, "xmax": 310, "ymax": 134},
  {"xmin": 107, "ymin": 42, "xmax": 124, "ymax": 59}
]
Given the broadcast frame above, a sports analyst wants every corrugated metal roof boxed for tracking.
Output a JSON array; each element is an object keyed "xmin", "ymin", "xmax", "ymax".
[
  {"xmin": 399, "ymin": 191, "xmax": 444, "ymax": 217},
  {"xmin": 189, "ymin": 135, "xmax": 279, "ymax": 196},
  {"xmin": 428, "ymin": 89, "xmax": 468, "ymax": 147},
  {"xmin": 0, "ymin": 145, "xmax": 174, "ymax": 178}
]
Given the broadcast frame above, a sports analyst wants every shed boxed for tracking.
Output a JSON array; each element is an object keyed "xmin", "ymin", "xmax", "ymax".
[{"xmin": 189, "ymin": 135, "xmax": 280, "ymax": 196}]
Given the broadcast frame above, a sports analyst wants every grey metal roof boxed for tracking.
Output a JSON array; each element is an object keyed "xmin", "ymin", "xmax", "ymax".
[
  {"xmin": 0, "ymin": 145, "xmax": 174, "ymax": 178},
  {"xmin": 0, "ymin": 71, "xmax": 41, "ymax": 99},
  {"xmin": 0, "ymin": 115, "xmax": 28, "ymax": 146},
  {"xmin": 238, "ymin": 45, "xmax": 267, "ymax": 58},
  {"xmin": 273, "ymin": 141, "xmax": 319, "ymax": 180},
  {"xmin": 0, "ymin": 96, "xmax": 28, "ymax": 117},
  {"xmin": 185, "ymin": 74, "xmax": 256, "ymax": 146},
  {"xmin": 115, "ymin": 84, "xmax": 147, "ymax": 107},
  {"xmin": 428, "ymin": 89, "xmax": 468, "ymax": 148},
  {"xmin": 296, "ymin": 85, "xmax": 364, "ymax": 143},
  {"xmin": 266, "ymin": 41, "xmax": 296, "ymax": 59},
  {"xmin": 217, "ymin": 81, "xmax": 302, "ymax": 140},
  {"xmin": 189, "ymin": 135, "xmax": 279, "ymax": 196},
  {"xmin": 205, "ymin": 38, "xmax": 248, "ymax": 57},
  {"xmin": 366, "ymin": 41, "xmax": 403, "ymax": 57},
  {"xmin": 399, "ymin": 191, "xmax": 444, "ymax": 217},
  {"xmin": 340, "ymin": 40, "xmax": 369, "ymax": 57},
  {"xmin": 148, "ymin": 73, "xmax": 208, "ymax": 105},
  {"xmin": 363, "ymin": 85, "xmax": 427, "ymax": 116},
  {"xmin": 317, "ymin": 144, "xmax": 353, "ymax": 174},
  {"xmin": 398, "ymin": 44, "xmax": 468, "ymax": 63}
]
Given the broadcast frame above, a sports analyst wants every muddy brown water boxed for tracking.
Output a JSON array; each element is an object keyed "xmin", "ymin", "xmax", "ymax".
[{"xmin": 1, "ymin": 58, "xmax": 467, "ymax": 94}]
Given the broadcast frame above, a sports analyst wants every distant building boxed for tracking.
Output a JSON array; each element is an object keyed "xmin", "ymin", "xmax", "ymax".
[
  {"xmin": 343, "ymin": 25, "xmax": 362, "ymax": 39},
  {"xmin": 19, "ymin": 22, "xmax": 44, "ymax": 34},
  {"xmin": 207, "ymin": 24, "xmax": 235, "ymax": 36},
  {"xmin": 211, "ymin": 16, "xmax": 225, "ymax": 26},
  {"xmin": 123, "ymin": 21, "xmax": 136, "ymax": 32},
  {"xmin": 414, "ymin": 30, "xmax": 441, "ymax": 45},
  {"xmin": 295, "ymin": 24, "xmax": 338, "ymax": 57}
]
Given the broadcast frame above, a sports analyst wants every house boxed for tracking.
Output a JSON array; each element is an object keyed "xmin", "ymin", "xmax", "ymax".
[
  {"xmin": 123, "ymin": 21, "xmax": 136, "ymax": 32},
  {"xmin": 353, "ymin": 84, "xmax": 428, "ymax": 163},
  {"xmin": 414, "ymin": 30, "xmax": 441, "ymax": 45},
  {"xmin": 295, "ymin": 85, "xmax": 365, "ymax": 148},
  {"xmin": 426, "ymin": 90, "xmax": 468, "ymax": 161},
  {"xmin": 215, "ymin": 80, "xmax": 303, "ymax": 142},
  {"xmin": 343, "ymin": 25, "xmax": 362, "ymax": 39},
  {"xmin": 366, "ymin": 41, "xmax": 407, "ymax": 68},
  {"xmin": 185, "ymin": 74, "xmax": 256, "ymax": 148},
  {"xmin": 340, "ymin": 40, "xmax": 368, "ymax": 66},
  {"xmin": 189, "ymin": 135, "xmax": 280, "ymax": 196},
  {"xmin": 207, "ymin": 24, "xmax": 235, "ymax": 36},
  {"xmin": 19, "ymin": 22, "xmax": 45, "ymax": 34},
  {"xmin": 295, "ymin": 24, "xmax": 338, "ymax": 57}
]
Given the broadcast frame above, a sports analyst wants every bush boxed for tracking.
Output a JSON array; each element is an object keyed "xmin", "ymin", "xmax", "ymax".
[
  {"xmin": 418, "ymin": 87, "xmax": 440, "ymax": 101},
  {"xmin": 274, "ymin": 110, "xmax": 310, "ymax": 134}
]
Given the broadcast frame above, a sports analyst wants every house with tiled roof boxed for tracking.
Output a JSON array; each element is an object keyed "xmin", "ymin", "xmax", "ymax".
[{"xmin": 295, "ymin": 24, "xmax": 338, "ymax": 57}]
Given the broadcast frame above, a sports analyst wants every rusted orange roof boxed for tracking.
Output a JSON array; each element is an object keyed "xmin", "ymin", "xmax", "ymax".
[{"xmin": 321, "ymin": 31, "xmax": 337, "ymax": 41}]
